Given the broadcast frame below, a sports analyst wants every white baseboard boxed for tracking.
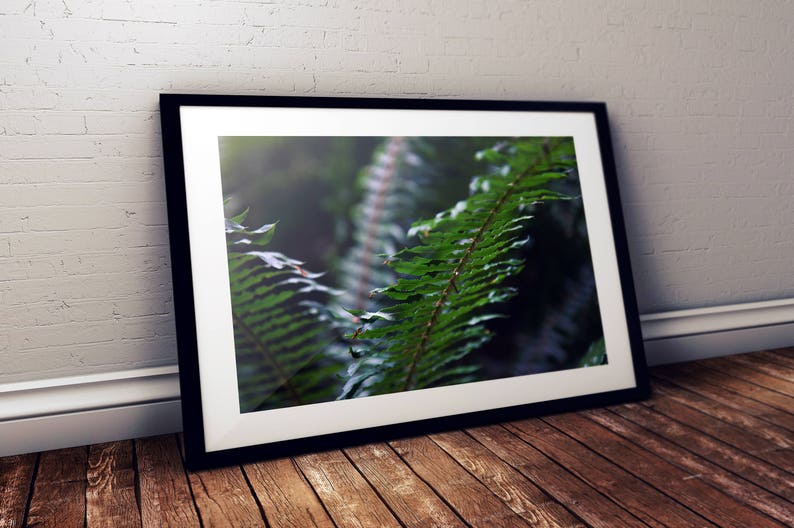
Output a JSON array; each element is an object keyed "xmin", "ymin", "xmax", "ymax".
[
  {"xmin": 0, "ymin": 365, "xmax": 180, "ymax": 422},
  {"xmin": 642, "ymin": 322, "xmax": 794, "ymax": 366},
  {"xmin": 2, "ymin": 298, "xmax": 792, "ymax": 457},
  {"xmin": 0, "ymin": 366, "xmax": 182, "ymax": 457},
  {"xmin": 640, "ymin": 297, "xmax": 794, "ymax": 365},
  {"xmin": 0, "ymin": 400, "xmax": 182, "ymax": 458}
]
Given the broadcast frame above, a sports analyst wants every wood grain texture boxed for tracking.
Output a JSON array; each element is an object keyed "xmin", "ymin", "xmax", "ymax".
[
  {"xmin": 295, "ymin": 450, "xmax": 401, "ymax": 528},
  {"xmin": 506, "ymin": 419, "xmax": 716, "ymax": 528},
  {"xmin": 86, "ymin": 441, "xmax": 140, "ymax": 528},
  {"xmin": 345, "ymin": 442, "xmax": 465, "ymax": 528},
  {"xmin": 700, "ymin": 356, "xmax": 794, "ymax": 397},
  {"xmin": 725, "ymin": 352, "xmax": 794, "ymax": 382},
  {"xmin": 27, "ymin": 447, "xmax": 87, "ymax": 528},
  {"xmin": 545, "ymin": 413, "xmax": 786, "ymax": 528},
  {"xmin": 188, "ymin": 465, "xmax": 264, "ymax": 527},
  {"xmin": 390, "ymin": 435, "xmax": 533, "ymax": 527},
  {"xmin": 663, "ymin": 363, "xmax": 794, "ymax": 414},
  {"xmin": 585, "ymin": 408, "xmax": 794, "ymax": 526},
  {"xmin": 775, "ymin": 346, "xmax": 794, "ymax": 358},
  {"xmin": 755, "ymin": 349, "xmax": 794, "ymax": 369},
  {"xmin": 136, "ymin": 435, "xmax": 200, "ymax": 527},
  {"xmin": 652, "ymin": 368, "xmax": 794, "ymax": 431},
  {"xmin": 776, "ymin": 346, "xmax": 794, "ymax": 357},
  {"xmin": 611, "ymin": 402, "xmax": 794, "ymax": 501},
  {"xmin": 466, "ymin": 424, "xmax": 647, "ymax": 528},
  {"xmin": 429, "ymin": 430, "xmax": 585, "ymax": 528},
  {"xmin": 641, "ymin": 395, "xmax": 794, "ymax": 472},
  {"xmin": 175, "ymin": 431, "xmax": 264, "ymax": 527},
  {"xmin": 652, "ymin": 377, "xmax": 794, "ymax": 448},
  {"xmin": 0, "ymin": 453, "xmax": 36, "ymax": 528},
  {"xmin": 243, "ymin": 457, "xmax": 333, "ymax": 528}
]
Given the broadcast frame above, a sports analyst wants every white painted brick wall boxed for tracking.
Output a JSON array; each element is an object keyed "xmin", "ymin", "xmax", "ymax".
[{"xmin": 1, "ymin": 0, "xmax": 792, "ymax": 382}]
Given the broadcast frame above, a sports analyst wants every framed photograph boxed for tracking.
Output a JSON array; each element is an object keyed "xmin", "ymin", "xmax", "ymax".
[{"xmin": 160, "ymin": 94, "xmax": 649, "ymax": 469}]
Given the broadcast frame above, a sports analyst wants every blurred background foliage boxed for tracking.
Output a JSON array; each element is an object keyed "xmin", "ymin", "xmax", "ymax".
[
  {"xmin": 219, "ymin": 137, "xmax": 497, "ymax": 269},
  {"xmin": 219, "ymin": 136, "xmax": 604, "ymax": 411}
]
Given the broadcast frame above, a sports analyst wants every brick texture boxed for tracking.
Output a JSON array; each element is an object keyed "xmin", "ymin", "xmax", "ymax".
[{"xmin": 1, "ymin": 0, "xmax": 792, "ymax": 382}]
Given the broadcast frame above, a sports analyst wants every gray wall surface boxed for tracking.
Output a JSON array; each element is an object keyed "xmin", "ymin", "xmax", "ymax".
[{"xmin": 1, "ymin": 0, "xmax": 792, "ymax": 382}]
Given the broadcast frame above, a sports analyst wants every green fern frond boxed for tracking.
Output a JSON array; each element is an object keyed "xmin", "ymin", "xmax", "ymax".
[
  {"xmin": 226, "ymin": 214, "xmax": 343, "ymax": 412},
  {"xmin": 336, "ymin": 137, "xmax": 433, "ymax": 316},
  {"xmin": 329, "ymin": 137, "xmax": 434, "ymax": 389},
  {"xmin": 345, "ymin": 137, "xmax": 577, "ymax": 396}
]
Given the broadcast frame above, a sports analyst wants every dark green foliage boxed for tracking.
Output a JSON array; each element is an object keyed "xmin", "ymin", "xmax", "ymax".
[
  {"xmin": 493, "ymin": 159, "xmax": 604, "ymax": 374},
  {"xmin": 344, "ymin": 138, "xmax": 578, "ymax": 396},
  {"xmin": 511, "ymin": 266, "xmax": 602, "ymax": 373},
  {"xmin": 225, "ymin": 211, "xmax": 343, "ymax": 412},
  {"xmin": 577, "ymin": 338, "xmax": 607, "ymax": 367}
]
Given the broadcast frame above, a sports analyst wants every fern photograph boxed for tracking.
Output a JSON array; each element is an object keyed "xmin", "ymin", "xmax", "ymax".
[{"xmin": 218, "ymin": 135, "xmax": 606, "ymax": 413}]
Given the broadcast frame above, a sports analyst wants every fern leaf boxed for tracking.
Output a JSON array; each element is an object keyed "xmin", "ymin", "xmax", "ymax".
[
  {"xmin": 226, "ymin": 215, "xmax": 342, "ymax": 412},
  {"xmin": 347, "ymin": 137, "xmax": 577, "ymax": 396}
]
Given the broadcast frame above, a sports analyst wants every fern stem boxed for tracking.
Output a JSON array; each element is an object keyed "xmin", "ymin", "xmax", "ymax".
[
  {"xmin": 402, "ymin": 139, "xmax": 563, "ymax": 391},
  {"xmin": 232, "ymin": 312, "xmax": 304, "ymax": 406}
]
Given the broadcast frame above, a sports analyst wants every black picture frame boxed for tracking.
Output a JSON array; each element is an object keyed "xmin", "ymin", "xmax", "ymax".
[{"xmin": 160, "ymin": 94, "xmax": 649, "ymax": 470}]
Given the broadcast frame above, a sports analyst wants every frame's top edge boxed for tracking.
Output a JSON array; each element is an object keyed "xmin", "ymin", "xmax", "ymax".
[{"xmin": 158, "ymin": 93, "xmax": 607, "ymax": 113}]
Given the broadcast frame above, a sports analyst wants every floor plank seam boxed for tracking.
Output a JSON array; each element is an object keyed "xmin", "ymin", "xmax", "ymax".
[
  {"xmin": 176, "ymin": 434, "xmax": 206, "ymax": 528},
  {"xmin": 82, "ymin": 445, "xmax": 89, "ymax": 528},
  {"xmin": 239, "ymin": 464, "xmax": 272, "ymax": 528},
  {"xmin": 131, "ymin": 438, "xmax": 142, "ymax": 520},
  {"xmin": 290, "ymin": 455, "xmax": 341, "ymax": 528},
  {"xmin": 20, "ymin": 452, "xmax": 40, "ymax": 528}
]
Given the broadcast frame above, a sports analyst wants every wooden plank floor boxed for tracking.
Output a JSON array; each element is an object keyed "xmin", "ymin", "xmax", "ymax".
[{"xmin": 2, "ymin": 349, "xmax": 792, "ymax": 527}]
